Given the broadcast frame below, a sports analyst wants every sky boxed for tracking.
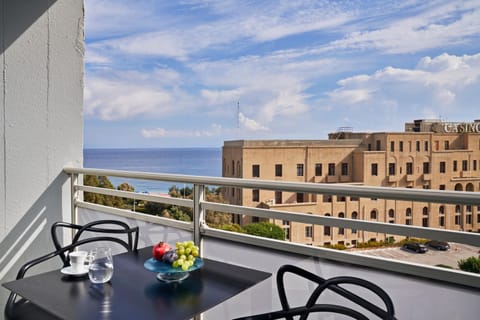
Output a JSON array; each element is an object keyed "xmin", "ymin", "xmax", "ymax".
[{"xmin": 84, "ymin": 0, "xmax": 480, "ymax": 148}]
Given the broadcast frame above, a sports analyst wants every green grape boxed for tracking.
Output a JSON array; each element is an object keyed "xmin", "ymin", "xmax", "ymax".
[
  {"xmin": 188, "ymin": 254, "xmax": 194, "ymax": 261},
  {"xmin": 177, "ymin": 247, "xmax": 185, "ymax": 255},
  {"xmin": 181, "ymin": 263, "xmax": 189, "ymax": 271},
  {"xmin": 191, "ymin": 248, "xmax": 198, "ymax": 257},
  {"xmin": 185, "ymin": 247, "xmax": 192, "ymax": 254}
]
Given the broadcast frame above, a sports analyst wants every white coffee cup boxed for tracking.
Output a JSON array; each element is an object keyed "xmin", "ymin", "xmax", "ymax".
[{"xmin": 69, "ymin": 251, "xmax": 88, "ymax": 272}]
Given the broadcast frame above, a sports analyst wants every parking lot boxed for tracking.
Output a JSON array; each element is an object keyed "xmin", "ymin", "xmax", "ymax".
[{"xmin": 351, "ymin": 243, "xmax": 480, "ymax": 269}]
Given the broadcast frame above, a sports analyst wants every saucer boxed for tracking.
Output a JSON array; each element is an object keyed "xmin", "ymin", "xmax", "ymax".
[{"xmin": 61, "ymin": 266, "xmax": 89, "ymax": 277}]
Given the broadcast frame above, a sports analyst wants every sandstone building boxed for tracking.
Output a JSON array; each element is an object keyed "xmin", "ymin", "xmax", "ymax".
[{"xmin": 222, "ymin": 119, "xmax": 480, "ymax": 246}]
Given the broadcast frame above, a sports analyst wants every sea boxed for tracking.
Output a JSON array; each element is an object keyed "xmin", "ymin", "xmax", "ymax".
[{"xmin": 83, "ymin": 148, "xmax": 222, "ymax": 194}]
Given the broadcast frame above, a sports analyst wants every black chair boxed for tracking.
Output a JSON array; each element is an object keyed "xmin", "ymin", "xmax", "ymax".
[
  {"xmin": 50, "ymin": 220, "xmax": 139, "ymax": 267},
  {"xmin": 4, "ymin": 220, "xmax": 140, "ymax": 320},
  {"xmin": 233, "ymin": 264, "xmax": 396, "ymax": 320}
]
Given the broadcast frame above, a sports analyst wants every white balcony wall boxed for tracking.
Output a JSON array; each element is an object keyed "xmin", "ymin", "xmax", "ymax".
[
  {"xmin": 77, "ymin": 208, "xmax": 480, "ymax": 319},
  {"xmin": 0, "ymin": 0, "xmax": 84, "ymax": 309}
]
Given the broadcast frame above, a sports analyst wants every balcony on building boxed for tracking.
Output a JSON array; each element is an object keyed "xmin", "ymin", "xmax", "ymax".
[
  {"xmin": 388, "ymin": 174, "xmax": 398, "ymax": 183},
  {"xmin": 423, "ymin": 173, "xmax": 432, "ymax": 181},
  {"xmin": 406, "ymin": 174, "xmax": 415, "ymax": 182}
]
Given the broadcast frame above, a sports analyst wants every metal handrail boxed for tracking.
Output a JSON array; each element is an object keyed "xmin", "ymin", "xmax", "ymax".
[{"xmin": 63, "ymin": 167, "xmax": 480, "ymax": 289}]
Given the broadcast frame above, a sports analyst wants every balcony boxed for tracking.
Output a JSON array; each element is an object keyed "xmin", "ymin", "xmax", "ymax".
[
  {"xmin": 423, "ymin": 173, "xmax": 432, "ymax": 181},
  {"xmin": 406, "ymin": 174, "xmax": 415, "ymax": 182},
  {"xmin": 388, "ymin": 175, "xmax": 397, "ymax": 183},
  {"xmin": 59, "ymin": 167, "xmax": 480, "ymax": 319},
  {"xmin": 326, "ymin": 175, "xmax": 339, "ymax": 183}
]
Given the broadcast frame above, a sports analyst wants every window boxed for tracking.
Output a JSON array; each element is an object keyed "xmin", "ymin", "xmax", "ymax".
[
  {"xmin": 399, "ymin": 141, "xmax": 404, "ymax": 152},
  {"xmin": 275, "ymin": 191, "xmax": 282, "ymax": 204},
  {"xmin": 424, "ymin": 141, "xmax": 429, "ymax": 151},
  {"xmin": 455, "ymin": 214, "xmax": 461, "ymax": 225},
  {"xmin": 406, "ymin": 162, "xmax": 413, "ymax": 175},
  {"xmin": 252, "ymin": 164, "xmax": 260, "ymax": 177},
  {"xmin": 328, "ymin": 163, "xmax": 335, "ymax": 176},
  {"xmin": 462, "ymin": 160, "xmax": 468, "ymax": 171},
  {"xmin": 439, "ymin": 184, "xmax": 446, "ymax": 190},
  {"xmin": 422, "ymin": 217, "xmax": 429, "ymax": 227},
  {"xmin": 232, "ymin": 160, "xmax": 235, "ymax": 175},
  {"xmin": 466, "ymin": 214, "xmax": 472, "ymax": 224},
  {"xmin": 390, "ymin": 141, "xmax": 395, "ymax": 152},
  {"xmin": 388, "ymin": 209, "xmax": 395, "ymax": 218},
  {"xmin": 423, "ymin": 162, "xmax": 430, "ymax": 174},
  {"xmin": 421, "ymin": 207, "xmax": 428, "ymax": 224},
  {"xmin": 439, "ymin": 216, "xmax": 445, "ymax": 227},
  {"xmin": 351, "ymin": 212, "xmax": 358, "ymax": 234},
  {"xmin": 315, "ymin": 163, "xmax": 322, "ymax": 176},
  {"xmin": 282, "ymin": 220, "xmax": 290, "ymax": 226},
  {"xmin": 416, "ymin": 141, "xmax": 420, "ymax": 151},
  {"xmin": 371, "ymin": 163, "xmax": 378, "ymax": 176},
  {"xmin": 453, "ymin": 160, "xmax": 457, "ymax": 172},
  {"xmin": 252, "ymin": 189, "xmax": 259, "ymax": 202},
  {"xmin": 444, "ymin": 140, "xmax": 449, "ymax": 150},
  {"xmin": 370, "ymin": 210, "xmax": 377, "ymax": 220},
  {"xmin": 324, "ymin": 214, "xmax": 331, "ymax": 236},
  {"xmin": 296, "ymin": 193, "xmax": 304, "ymax": 203},
  {"xmin": 474, "ymin": 160, "xmax": 477, "ymax": 171},
  {"xmin": 440, "ymin": 161, "xmax": 446, "ymax": 173},
  {"xmin": 296, "ymin": 164, "xmax": 304, "ymax": 176},
  {"xmin": 388, "ymin": 163, "xmax": 396, "ymax": 175},
  {"xmin": 305, "ymin": 226, "xmax": 313, "ymax": 238},
  {"xmin": 341, "ymin": 163, "xmax": 348, "ymax": 175},
  {"xmin": 338, "ymin": 212, "xmax": 345, "ymax": 235},
  {"xmin": 439, "ymin": 206, "xmax": 445, "ymax": 214},
  {"xmin": 368, "ymin": 143, "xmax": 372, "ymax": 151},
  {"xmin": 376, "ymin": 140, "xmax": 381, "ymax": 151},
  {"xmin": 275, "ymin": 164, "xmax": 282, "ymax": 177},
  {"xmin": 406, "ymin": 208, "xmax": 412, "ymax": 217}
]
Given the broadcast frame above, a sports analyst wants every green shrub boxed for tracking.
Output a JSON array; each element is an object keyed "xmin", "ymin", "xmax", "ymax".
[
  {"xmin": 458, "ymin": 256, "xmax": 480, "ymax": 274},
  {"xmin": 215, "ymin": 224, "xmax": 245, "ymax": 233},
  {"xmin": 324, "ymin": 243, "xmax": 347, "ymax": 250},
  {"xmin": 243, "ymin": 222, "xmax": 285, "ymax": 240}
]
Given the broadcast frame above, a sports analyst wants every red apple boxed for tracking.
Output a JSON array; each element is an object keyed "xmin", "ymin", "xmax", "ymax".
[{"xmin": 152, "ymin": 242, "xmax": 172, "ymax": 261}]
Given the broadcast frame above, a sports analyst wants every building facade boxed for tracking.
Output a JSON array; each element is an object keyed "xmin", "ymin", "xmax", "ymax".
[{"xmin": 222, "ymin": 119, "xmax": 480, "ymax": 246}]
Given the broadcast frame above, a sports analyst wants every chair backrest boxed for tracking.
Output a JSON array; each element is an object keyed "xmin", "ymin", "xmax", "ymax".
[
  {"xmin": 51, "ymin": 220, "xmax": 139, "ymax": 266},
  {"xmin": 276, "ymin": 264, "xmax": 396, "ymax": 320},
  {"xmin": 5, "ymin": 235, "xmax": 137, "ymax": 319},
  {"xmin": 5, "ymin": 220, "xmax": 139, "ymax": 319}
]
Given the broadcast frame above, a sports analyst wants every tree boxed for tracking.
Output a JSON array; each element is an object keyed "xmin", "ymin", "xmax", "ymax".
[
  {"xmin": 243, "ymin": 222, "xmax": 285, "ymax": 240},
  {"xmin": 83, "ymin": 175, "xmax": 123, "ymax": 208}
]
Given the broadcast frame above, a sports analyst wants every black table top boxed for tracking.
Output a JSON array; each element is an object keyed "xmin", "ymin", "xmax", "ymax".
[{"xmin": 3, "ymin": 246, "xmax": 271, "ymax": 320}]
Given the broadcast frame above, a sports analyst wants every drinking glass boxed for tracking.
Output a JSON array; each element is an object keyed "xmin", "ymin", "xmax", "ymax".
[{"xmin": 88, "ymin": 247, "xmax": 114, "ymax": 284}]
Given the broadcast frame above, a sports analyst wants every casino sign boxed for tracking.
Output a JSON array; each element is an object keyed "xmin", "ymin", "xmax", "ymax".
[{"xmin": 432, "ymin": 122, "xmax": 480, "ymax": 133}]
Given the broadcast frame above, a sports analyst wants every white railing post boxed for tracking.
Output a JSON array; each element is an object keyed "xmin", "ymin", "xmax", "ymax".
[
  {"xmin": 193, "ymin": 184, "xmax": 206, "ymax": 253},
  {"xmin": 70, "ymin": 172, "xmax": 79, "ymax": 225}
]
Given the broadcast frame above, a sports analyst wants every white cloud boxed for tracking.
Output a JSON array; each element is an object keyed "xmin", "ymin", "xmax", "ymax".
[
  {"xmin": 323, "ymin": 52, "xmax": 480, "ymax": 127},
  {"xmin": 141, "ymin": 124, "xmax": 226, "ymax": 138},
  {"xmin": 329, "ymin": 2, "xmax": 480, "ymax": 54},
  {"xmin": 238, "ymin": 113, "xmax": 268, "ymax": 131}
]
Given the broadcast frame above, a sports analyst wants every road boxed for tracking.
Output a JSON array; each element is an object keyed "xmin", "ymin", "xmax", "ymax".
[{"xmin": 350, "ymin": 243, "xmax": 479, "ymax": 268}]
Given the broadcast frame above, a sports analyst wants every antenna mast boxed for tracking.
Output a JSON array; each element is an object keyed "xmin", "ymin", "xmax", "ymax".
[{"xmin": 237, "ymin": 101, "xmax": 240, "ymax": 128}]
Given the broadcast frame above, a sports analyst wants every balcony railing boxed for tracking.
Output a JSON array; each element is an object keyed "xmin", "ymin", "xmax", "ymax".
[{"xmin": 63, "ymin": 167, "xmax": 480, "ymax": 318}]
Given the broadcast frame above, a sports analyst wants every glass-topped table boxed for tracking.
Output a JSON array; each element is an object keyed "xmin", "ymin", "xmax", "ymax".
[{"xmin": 3, "ymin": 246, "xmax": 271, "ymax": 319}]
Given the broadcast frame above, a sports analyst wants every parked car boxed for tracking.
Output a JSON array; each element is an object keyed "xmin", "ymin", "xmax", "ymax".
[
  {"xmin": 402, "ymin": 242, "xmax": 428, "ymax": 253},
  {"xmin": 426, "ymin": 240, "xmax": 450, "ymax": 251}
]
